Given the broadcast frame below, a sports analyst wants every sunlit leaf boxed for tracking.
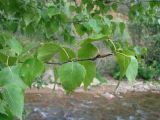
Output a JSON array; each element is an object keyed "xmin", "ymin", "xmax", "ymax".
[
  {"xmin": 126, "ymin": 56, "xmax": 138, "ymax": 81},
  {"xmin": 7, "ymin": 38, "xmax": 23, "ymax": 56},
  {"xmin": 79, "ymin": 61, "xmax": 96, "ymax": 88},
  {"xmin": 80, "ymin": 34, "xmax": 108, "ymax": 46},
  {"xmin": 59, "ymin": 47, "xmax": 75, "ymax": 62},
  {"xmin": 37, "ymin": 43, "xmax": 60, "ymax": 61},
  {"xmin": 58, "ymin": 62, "xmax": 86, "ymax": 92},
  {"xmin": 116, "ymin": 52, "xmax": 130, "ymax": 78},
  {"xmin": 2, "ymin": 84, "xmax": 24, "ymax": 119},
  {"xmin": 78, "ymin": 43, "xmax": 98, "ymax": 59},
  {"xmin": 0, "ymin": 66, "xmax": 27, "ymax": 119},
  {"xmin": 88, "ymin": 19, "xmax": 101, "ymax": 33},
  {"xmin": 0, "ymin": 66, "xmax": 26, "ymax": 89},
  {"xmin": 20, "ymin": 58, "xmax": 44, "ymax": 86},
  {"xmin": 47, "ymin": 6, "xmax": 60, "ymax": 18}
]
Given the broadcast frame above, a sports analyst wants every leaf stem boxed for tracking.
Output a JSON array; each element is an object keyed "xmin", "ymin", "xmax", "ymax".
[
  {"xmin": 108, "ymin": 39, "xmax": 117, "ymax": 52},
  {"xmin": 116, "ymin": 51, "xmax": 131, "ymax": 58},
  {"xmin": 114, "ymin": 80, "xmax": 121, "ymax": 94}
]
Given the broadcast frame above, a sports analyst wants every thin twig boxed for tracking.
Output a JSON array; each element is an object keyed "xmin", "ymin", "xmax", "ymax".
[
  {"xmin": 46, "ymin": 53, "xmax": 113, "ymax": 65},
  {"xmin": 114, "ymin": 80, "xmax": 121, "ymax": 94}
]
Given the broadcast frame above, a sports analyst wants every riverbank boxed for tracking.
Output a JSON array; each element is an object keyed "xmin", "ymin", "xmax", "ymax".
[
  {"xmin": 27, "ymin": 79, "xmax": 160, "ymax": 100},
  {"xmin": 45, "ymin": 79, "xmax": 160, "ymax": 93}
]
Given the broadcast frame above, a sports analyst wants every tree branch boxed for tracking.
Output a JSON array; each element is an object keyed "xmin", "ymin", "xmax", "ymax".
[{"xmin": 46, "ymin": 53, "xmax": 113, "ymax": 65}]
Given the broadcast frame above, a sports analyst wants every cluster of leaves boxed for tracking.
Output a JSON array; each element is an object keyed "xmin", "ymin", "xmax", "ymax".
[
  {"xmin": 128, "ymin": 1, "xmax": 160, "ymax": 80},
  {"xmin": 129, "ymin": 0, "xmax": 160, "ymax": 25},
  {"xmin": 0, "ymin": 0, "xmax": 140, "ymax": 119},
  {"xmin": 138, "ymin": 60, "xmax": 159, "ymax": 80}
]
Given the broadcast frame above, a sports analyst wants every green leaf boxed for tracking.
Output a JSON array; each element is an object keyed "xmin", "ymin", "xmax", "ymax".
[
  {"xmin": 119, "ymin": 22, "xmax": 125, "ymax": 34},
  {"xmin": 103, "ymin": 17, "xmax": 111, "ymax": 26},
  {"xmin": 80, "ymin": 34, "xmax": 108, "ymax": 46},
  {"xmin": 2, "ymin": 84, "xmax": 24, "ymax": 119},
  {"xmin": 64, "ymin": 31, "xmax": 75, "ymax": 44},
  {"xmin": 116, "ymin": 52, "xmax": 138, "ymax": 81},
  {"xmin": 58, "ymin": 62, "xmax": 86, "ymax": 92},
  {"xmin": 23, "ymin": 13, "xmax": 33, "ymax": 26},
  {"xmin": 25, "ymin": 23, "xmax": 35, "ymax": 34},
  {"xmin": 20, "ymin": 58, "xmax": 44, "ymax": 86},
  {"xmin": 112, "ymin": 3, "xmax": 118, "ymax": 11},
  {"xmin": 47, "ymin": 6, "xmax": 60, "ymax": 18},
  {"xmin": 126, "ymin": 56, "xmax": 138, "ymax": 81},
  {"xmin": 107, "ymin": 15, "xmax": 113, "ymax": 20},
  {"xmin": 0, "ymin": 53, "xmax": 17, "ymax": 66},
  {"xmin": 0, "ymin": 66, "xmax": 26, "ymax": 119},
  {"xmin": 7, "ymin": 38, "xmax": 23, "ymax": 56},
  {"xmin": 0, "ymin": 66, "xmax": 26, "ymax": 90},
  {"xmin": 88, "ymin": 19, "xmax": 101, "ymax": 33},
  {"xmin": 45, "ymin": 20, "xmax": 59, "ymax": 38},
  {"xmin": 116, "ymin": 52, "xmax": 130, "ymax": 78},
  {"xmin": 0, "ymin": 113, "xmax": 14, "ymax": 120},
  {"xmin": 37, "ymin": 43, "xmax": 60, "ymax": 61},
  {"xmin": 0, "ymin": 100, "xmax": 7, "ymax": 115},
  {"xmin": 59, "ymin": 47, "xmax": 75, "ymax": 62},
  {"xmin": 5, "ymin": 21, "xmax": 18, "ymax": 32},
  {"xmin": 78, "ymin": 43, "xmax": 98, "ymax": 58},
  {"xmin": 20, "ymin": 41, "xmax": 39, "ymax": 61},
  {"xmin": 74, "ymin": 23, "xmax": 86, "ymax": 36},
  {"xmin": 22, "ymin": 41, "xmax": 39, "ymax": 55},
  {"xmin": 79, "ymin": 61, "xmax": 96, "ymax": 88}
]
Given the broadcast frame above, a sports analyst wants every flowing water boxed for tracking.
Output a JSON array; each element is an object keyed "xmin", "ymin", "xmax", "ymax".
[{"xmin": 24, "ymin": 90, "xmax": 160, "ymax": 120}]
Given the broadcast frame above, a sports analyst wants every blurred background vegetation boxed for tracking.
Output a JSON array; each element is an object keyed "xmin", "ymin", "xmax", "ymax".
[{"xmin": 97, "ymin": 0, "xmax": 160, "ymax": 81}]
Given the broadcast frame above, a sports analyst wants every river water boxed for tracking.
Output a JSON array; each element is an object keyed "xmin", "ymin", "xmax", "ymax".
[{"xmin": 24, "ymin": 91, "xmax": 160, "ymax": 120}]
